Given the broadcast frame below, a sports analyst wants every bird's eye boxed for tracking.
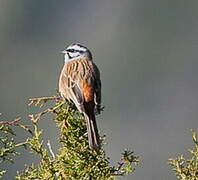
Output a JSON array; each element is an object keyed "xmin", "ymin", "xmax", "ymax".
[{"xmin": 67, "ymin": 49, "xmax": 75, "ymax": 53}]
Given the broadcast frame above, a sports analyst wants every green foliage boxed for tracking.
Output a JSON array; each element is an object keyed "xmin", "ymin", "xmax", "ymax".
[
  {"xmin": 0, "ymin": 125, "xmax": 17, "ymax": 163},
  {"xmin": 168, "ymin": 130, "xmax": 198, "ymax": 180},
  {"xmin": 0, "ymin": 118, "xmax": 27, "ymax": 178},
  {"xmin": 0, "ymin": 97, "xmax": 139, "ymax": 179}
]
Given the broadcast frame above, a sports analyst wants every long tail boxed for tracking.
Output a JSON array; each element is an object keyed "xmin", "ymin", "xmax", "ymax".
[{"xmin": 84, "ymin": 112, "xmax": 100, "ymax": 150}]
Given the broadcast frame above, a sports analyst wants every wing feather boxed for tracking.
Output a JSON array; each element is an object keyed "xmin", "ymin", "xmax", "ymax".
[{"xmin": 59, "ymin": 58, "xmax": 101, "ymax": 113}]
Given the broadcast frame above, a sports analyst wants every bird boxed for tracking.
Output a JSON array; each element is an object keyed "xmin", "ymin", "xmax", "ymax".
[{"xmin": 58, "ymin": 43, "xmax": 101, "ymax": 150}]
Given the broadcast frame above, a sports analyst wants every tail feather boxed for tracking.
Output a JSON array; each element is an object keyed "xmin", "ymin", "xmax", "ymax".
[{"xmin": 84, "ymin": 113, "xmax": 100, "ymax": 150}]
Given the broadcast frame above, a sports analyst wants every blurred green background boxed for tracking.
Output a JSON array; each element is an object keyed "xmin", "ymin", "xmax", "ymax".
[{"xmin": 1, "ymin": 0, "xmax": 198, "ymax": 179}]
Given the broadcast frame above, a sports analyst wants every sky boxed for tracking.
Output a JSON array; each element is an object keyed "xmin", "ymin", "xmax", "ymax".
[{"xmin": 0, "ymin": 0, "xmax": 198, "ymax": 179}]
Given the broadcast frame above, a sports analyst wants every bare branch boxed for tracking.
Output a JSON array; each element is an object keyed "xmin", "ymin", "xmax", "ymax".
[
  {"xmin": 28, "ymin": 96, "xmax": 62, "ymax": 106},
  {"xmin": 29, "ymin": 101, "xmax": 65, "ymax": 123},
  {"xmin": 47, "ymin": 140, "xmax": 55, "ymax": 159},
  {"xmin": 0, "ymin": 117, "xmax": 21, "ymax": 125}
]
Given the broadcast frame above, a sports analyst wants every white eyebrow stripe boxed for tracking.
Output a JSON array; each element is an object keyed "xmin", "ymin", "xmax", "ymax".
[{"xmin": 68, "ymin": 45, "xmax": 86, "ymax": 52}]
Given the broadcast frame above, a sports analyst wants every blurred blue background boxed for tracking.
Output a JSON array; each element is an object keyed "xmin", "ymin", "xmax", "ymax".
[{"xmin": 0, "ymin": 0, "xmax": 198, "ymax": 179}]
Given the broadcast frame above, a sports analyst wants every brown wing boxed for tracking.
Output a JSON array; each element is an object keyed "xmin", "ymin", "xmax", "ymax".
[{"xmin": 59, "ymin": 58, "xmax": 97, "ymax": 112}]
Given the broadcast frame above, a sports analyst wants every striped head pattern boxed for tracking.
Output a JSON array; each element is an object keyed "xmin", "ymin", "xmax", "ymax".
[{"xmin": 62, "ymin": 43, "xmax": 92, "ymax": 62}]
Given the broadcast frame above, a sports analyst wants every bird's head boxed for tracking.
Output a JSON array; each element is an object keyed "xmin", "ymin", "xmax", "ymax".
[{"xmin": 61, "ymin": 43, "xmax": 92, "ymax": 62}]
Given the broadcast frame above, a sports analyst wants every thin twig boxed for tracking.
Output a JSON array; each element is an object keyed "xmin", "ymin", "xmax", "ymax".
[
  {"xmin": 29, "ymin": 101, "xmax": 65, "ymax": 123},
  {"xmin": 0, "ymin": 117, "xmax": 21, "ymax": 125},
  {"xmin": 111, "ymin": 162, "xmax": 125, "ymax": 176},
  {"xmin": 47, "ymin": 140, "xmax": 55, "ymax": 159},
  {"xmin": 15, "ymin": 141, "xmax": 27, "ymax": 148},
  {"xmin": 29, "ymin": 96, "xmax": 61, "ymax": 101},
  {"xmin": 17, "ymin": 123, "xmax": 33, "ymax": 135},
  {"xmin": 28, "ymin": 96, "xmax": 62, "ymax": 106}
]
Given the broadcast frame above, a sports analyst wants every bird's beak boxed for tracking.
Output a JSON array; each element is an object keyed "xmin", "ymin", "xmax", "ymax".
[{"xmin": 61, "ymin": 50, "xmax": 67, "ymax": 54}]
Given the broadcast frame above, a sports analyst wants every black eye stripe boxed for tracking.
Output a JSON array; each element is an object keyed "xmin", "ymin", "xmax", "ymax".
[
  {"xmin": 67, "ymin": 49, "xmax": 75, "ymax": 52},
  {"xmin": 67, "ymin": 49, "xmax": 84, "ymax": 53},
  {"xmin": 78, "ymin": 50, "xmax": 84, "ymax": 53}
]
